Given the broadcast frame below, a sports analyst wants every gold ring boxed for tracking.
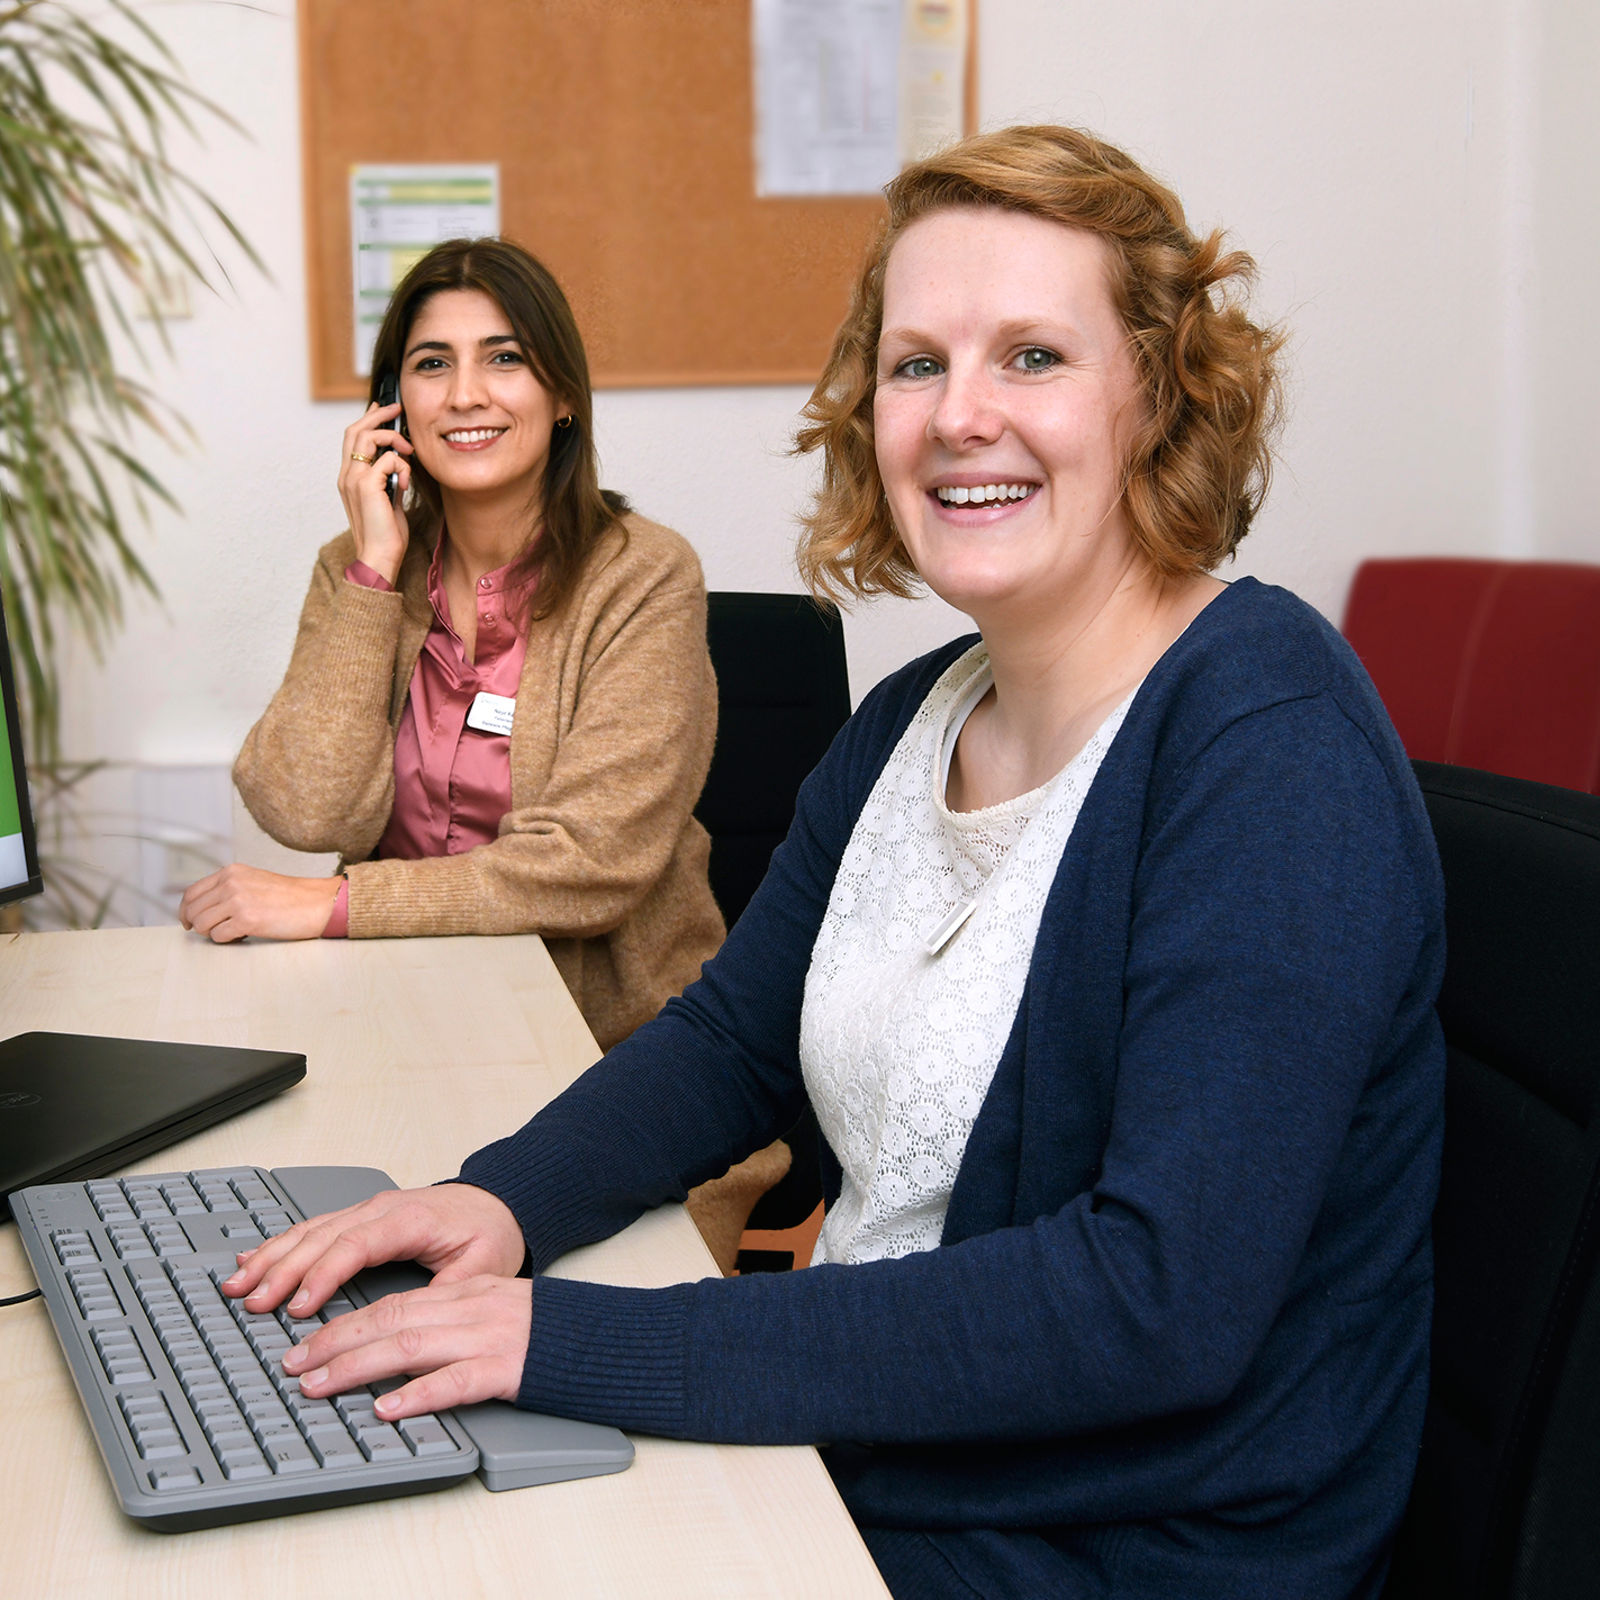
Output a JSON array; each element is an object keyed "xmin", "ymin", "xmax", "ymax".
[{"xmin": 349, "ymin": 451, "xmax": 374, "ymax": 465}]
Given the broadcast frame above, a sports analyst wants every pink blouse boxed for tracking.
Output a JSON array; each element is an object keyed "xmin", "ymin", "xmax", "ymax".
[{"xmin": 322, "ymin": 541, "xmax": 535, "ymax": 937}]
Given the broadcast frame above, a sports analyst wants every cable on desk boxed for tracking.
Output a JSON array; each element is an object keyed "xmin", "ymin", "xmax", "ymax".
[{"xmin": 1, "ymin": 1287, "xmax": 41, "ymax": 1306}]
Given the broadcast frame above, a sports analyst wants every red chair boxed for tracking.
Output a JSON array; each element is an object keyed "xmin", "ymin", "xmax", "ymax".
[{"xmin": 1342, "ymin": 559, "xmax": 1600, "ymax": 795}]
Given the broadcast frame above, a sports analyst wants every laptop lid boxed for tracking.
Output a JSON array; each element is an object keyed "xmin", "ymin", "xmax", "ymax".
[{"xmin": 0, "ymin": 1032, "xmax": 306, "ymax": 1216}]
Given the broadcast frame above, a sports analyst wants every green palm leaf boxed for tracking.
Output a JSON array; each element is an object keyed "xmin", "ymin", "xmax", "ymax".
[{"xmin": 0, "ymin": 0, "xmax": 265, "ymax": 760}]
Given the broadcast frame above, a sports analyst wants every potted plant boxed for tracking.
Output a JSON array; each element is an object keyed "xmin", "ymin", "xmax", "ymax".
[{"xmin": 0, "ymin": 0, "xmax": 261, "ymax": 924}]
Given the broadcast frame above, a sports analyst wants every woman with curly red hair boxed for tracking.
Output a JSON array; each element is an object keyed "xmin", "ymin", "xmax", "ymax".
[{"xmin": 228, "ymin": 128, "xmax": 1444, "ymax": 1600}]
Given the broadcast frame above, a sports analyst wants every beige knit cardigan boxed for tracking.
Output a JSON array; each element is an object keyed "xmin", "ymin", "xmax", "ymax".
[{"xmin": 234, "ymin": 512, "xmax": 726, "ymax": 1052}]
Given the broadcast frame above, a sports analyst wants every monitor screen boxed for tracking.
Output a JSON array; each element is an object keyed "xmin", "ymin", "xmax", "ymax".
[{"xmin": 0, "ymin": 595, "xmax": 43, "ymax": 907}]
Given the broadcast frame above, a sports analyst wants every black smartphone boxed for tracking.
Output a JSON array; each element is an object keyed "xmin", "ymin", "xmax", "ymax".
[{"xmin": 375, "ymin": 373, "xmax": 405, "ymax": 503}]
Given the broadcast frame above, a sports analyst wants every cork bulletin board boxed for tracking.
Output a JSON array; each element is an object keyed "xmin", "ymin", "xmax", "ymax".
[{"xmin": 299, "ymin": 0, "xmax": 977, "ymax": 398}]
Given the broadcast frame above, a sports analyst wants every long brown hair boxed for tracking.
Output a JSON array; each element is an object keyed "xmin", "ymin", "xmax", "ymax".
[
  {"xmin": 367, "ymin": 237, "xmax": 628, "ymax": 619},
  {"xmin": 796, "ymin": 126, "xmax": 1284, "ymax": 599}
]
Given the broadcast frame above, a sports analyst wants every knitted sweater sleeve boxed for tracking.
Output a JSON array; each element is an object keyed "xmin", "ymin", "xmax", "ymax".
[
  {"xmin": 233, "ymin": 535, "xmax": 402, "ymax": 859},
  {"xmin": 464, "ymin": 683, "xmax": 1435, "ymax": 1447}
]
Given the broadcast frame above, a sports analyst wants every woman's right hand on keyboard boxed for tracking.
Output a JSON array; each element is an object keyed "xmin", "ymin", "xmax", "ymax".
[{"xmin": 219, "ymin": 1182, "xmax": 524, "ymax": 1319}]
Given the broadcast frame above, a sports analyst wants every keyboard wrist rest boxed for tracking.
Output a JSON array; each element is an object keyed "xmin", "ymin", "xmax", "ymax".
[{"xmin": 269, "ymin": 1164, "xmax": 397, "ymax": 1219}]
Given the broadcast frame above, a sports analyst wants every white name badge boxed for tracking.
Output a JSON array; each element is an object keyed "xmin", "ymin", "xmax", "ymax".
[{"xmin": 466, "ymin": 691, "xmax": 516, "ymax": 736}]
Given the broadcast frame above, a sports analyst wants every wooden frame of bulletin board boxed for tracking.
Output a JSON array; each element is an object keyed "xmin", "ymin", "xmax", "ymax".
[{"xmin": 299, "ymin": 0, "xmax": 977, "ymax": 398}]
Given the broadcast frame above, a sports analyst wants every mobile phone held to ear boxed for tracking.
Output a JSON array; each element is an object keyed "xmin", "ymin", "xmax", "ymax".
[{"xmin": 375, "ymin": 373, "xmax": 405, "ymax": 504}]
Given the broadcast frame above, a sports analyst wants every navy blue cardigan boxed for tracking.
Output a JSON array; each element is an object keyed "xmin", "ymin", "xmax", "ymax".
[{"xmin": 460, "ymin": 578, "xmax": 1446, "ymax": 1599}]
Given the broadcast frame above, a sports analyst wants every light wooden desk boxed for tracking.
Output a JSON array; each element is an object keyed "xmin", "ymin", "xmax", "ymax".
[{"xmin": 0, "ymin": 927, "xmax": 889, "ymax": 1600}]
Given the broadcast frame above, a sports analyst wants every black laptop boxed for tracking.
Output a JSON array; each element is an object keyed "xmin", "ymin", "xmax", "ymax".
[
  {"xmin": 0, "ymin": 590, "xmax": 305, "ymax": 1218},
  {"xmin": 0, "ymin": 1032, "xmax": 306, "ymax": 1218}
]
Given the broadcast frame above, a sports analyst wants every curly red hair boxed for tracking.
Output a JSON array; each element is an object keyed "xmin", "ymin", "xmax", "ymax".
[{"xmin": 795, "ymin": 125, "xmax": 1285, "ymax": 599}]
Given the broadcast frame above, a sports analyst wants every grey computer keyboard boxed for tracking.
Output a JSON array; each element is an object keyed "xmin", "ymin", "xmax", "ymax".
[{"xmin": 11, "ymin": 1164, "xmax": 633, "ymax": 1531}]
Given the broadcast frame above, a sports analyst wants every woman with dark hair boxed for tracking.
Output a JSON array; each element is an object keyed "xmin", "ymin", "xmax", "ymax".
[
  {"xmin": 226, "ymin": 131, "xmax": 1444, "ymax": 1599},
  {"xmin": 179, "ymin": 238, "xmax": 725, "ymax": 1057}
]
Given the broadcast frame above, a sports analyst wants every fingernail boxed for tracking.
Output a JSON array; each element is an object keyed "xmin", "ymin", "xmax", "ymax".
[
  {"xmin": 283, "ymin": 1345, "xmax": 304, "ymax": 1373},
  {"xmin": 301, "ymin": 1366, "xmax": 328, "ymax": 1389},
  {"xmin": 288, "ymin": 1292, "xmax": 309, "ymax": 1312},
  {"xmin": 222, "ymin": 1270, "xmax": 243, "ymax": 1287},
  {"xmin": 374, "ymin": 1394, "xmax": 398, "ymax": 1416}
]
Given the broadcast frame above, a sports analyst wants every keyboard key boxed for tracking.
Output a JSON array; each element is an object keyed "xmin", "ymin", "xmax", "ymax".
[
  {"xmin": 397, "ymin": 1416, "xmax": 455, "ymax": 1456},
  {"xmin": 91, "ymin": 1327, "xmax": 141, "ymax": 1365},
  {"xmin": 264, "ymin": 1437, "xmax": 318, "ymax": 1475},
  {"xmin": 252, "ymin": 1414, "xmax": 301, "ymax": 1444},
  {"xmin": 205, "ymin": 1425, "xmax": 255, "ymax": 1455},
  {"xmin": 306, "ymin": 1429, "xmax": 363, "ymax": 1468},
  {"xmin": 149, "ymin": 1465, "xmax": 202, "ymax": 1492},
  {"xmin": 119, "ymin": 1394, "xmax": 189, "ymax": 1460},
  {"xmin": 110, "ymin": 1227, "xmax": 156, "ymax": 1260},
  {"xmin": 52, "ymin": 1229, "xmax": 100, "ymax": 1264},
  {"xmin": 354, "ymin": 1425, "xmax": 411, "ymax": 1463},
  {"xmin": 148, "ymin": 1222, "xmax": 195, "ymax": 1256},
  {"xmin": 285, "ymin": 1394, "xmax": 341, "ymax": 1430},
  {"xmin": 160, "ymin": 1179, "xmax": 208, "ymax": 1214}
]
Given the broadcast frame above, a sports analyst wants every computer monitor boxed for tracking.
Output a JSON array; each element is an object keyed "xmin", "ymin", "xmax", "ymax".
[{"xmin": 0, "ymin": 594, "xmax": 43, "ymax": 908}]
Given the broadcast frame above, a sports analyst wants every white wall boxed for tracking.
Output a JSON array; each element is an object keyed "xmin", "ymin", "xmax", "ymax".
[{"xmin": 42, "ymin": 0, "xmax": 1600, "ymax": 914}]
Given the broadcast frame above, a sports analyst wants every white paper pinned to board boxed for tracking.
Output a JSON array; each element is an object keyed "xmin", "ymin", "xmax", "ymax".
[
  {"xmin": 752, "ymin": 0, "xmax": 968, "ymax": 198},
  {"xmin": 349, "ymin": 164, "xmax": 500, "ymax": 376}
]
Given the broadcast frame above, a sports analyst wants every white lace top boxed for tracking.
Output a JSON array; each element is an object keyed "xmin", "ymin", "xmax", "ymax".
[{"xmin": 800, "ymin": 644, "xmax": 1136, "ymax": 1266}]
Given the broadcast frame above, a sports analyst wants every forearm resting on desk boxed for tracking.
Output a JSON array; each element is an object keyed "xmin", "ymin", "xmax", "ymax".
[{"xmin": 179, "ymin": 865, "xmax": 344, "ymax": 942}]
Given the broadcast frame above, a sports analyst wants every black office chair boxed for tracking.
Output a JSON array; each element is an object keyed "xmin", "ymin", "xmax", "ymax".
[
  {"xmin": 696, "ymin": 593, "xmax": 852, "ymax": 1267},
  {"xmin": 697, "ymin": 591, "xmax": 852, "ymax": 929},
  {"xmin": 1383, "ymin": 762, "xmax": 1600, "ymax": 1600}
]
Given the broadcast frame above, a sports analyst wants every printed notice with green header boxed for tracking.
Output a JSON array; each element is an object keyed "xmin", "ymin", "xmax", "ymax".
[
  {"xmin": 0, "ymin": 698, "xmax": 27, "ymax": 891},
  {"xmin": 350, "ymin": 164, "xmax": 499, "ymax": 376}
]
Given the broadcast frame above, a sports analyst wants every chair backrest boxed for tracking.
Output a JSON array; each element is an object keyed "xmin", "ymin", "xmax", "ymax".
[
  {"xmin": 1384, "ymin": 762, "xmax": 1600, "ymax": 1600},
  {"xmin": 696, "ymin": 591, "xmax": 852, "ymax": 929},
  {"xmin": 1342, "ymin": 559, "xmax": 1600, "ymax": 795}
]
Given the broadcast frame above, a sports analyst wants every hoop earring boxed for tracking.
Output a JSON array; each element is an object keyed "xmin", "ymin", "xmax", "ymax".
[{"xmin": 555, "ymin": 415, "xmax": 574, "ymax": 430}]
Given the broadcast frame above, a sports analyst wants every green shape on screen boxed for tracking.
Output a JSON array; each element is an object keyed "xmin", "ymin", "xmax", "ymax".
[{"xmin": 0, "ymin": 709, "xmax": 19, "ymax": 837}]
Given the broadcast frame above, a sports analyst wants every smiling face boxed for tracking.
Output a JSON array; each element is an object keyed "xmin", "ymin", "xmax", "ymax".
[
  {"xmin": 872, "ymin": 206, "xmax": 1146, "ymax": 627},
  {"xmin": 399, "ymin": 287, "xmax": 565, "ymax": 508}
]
